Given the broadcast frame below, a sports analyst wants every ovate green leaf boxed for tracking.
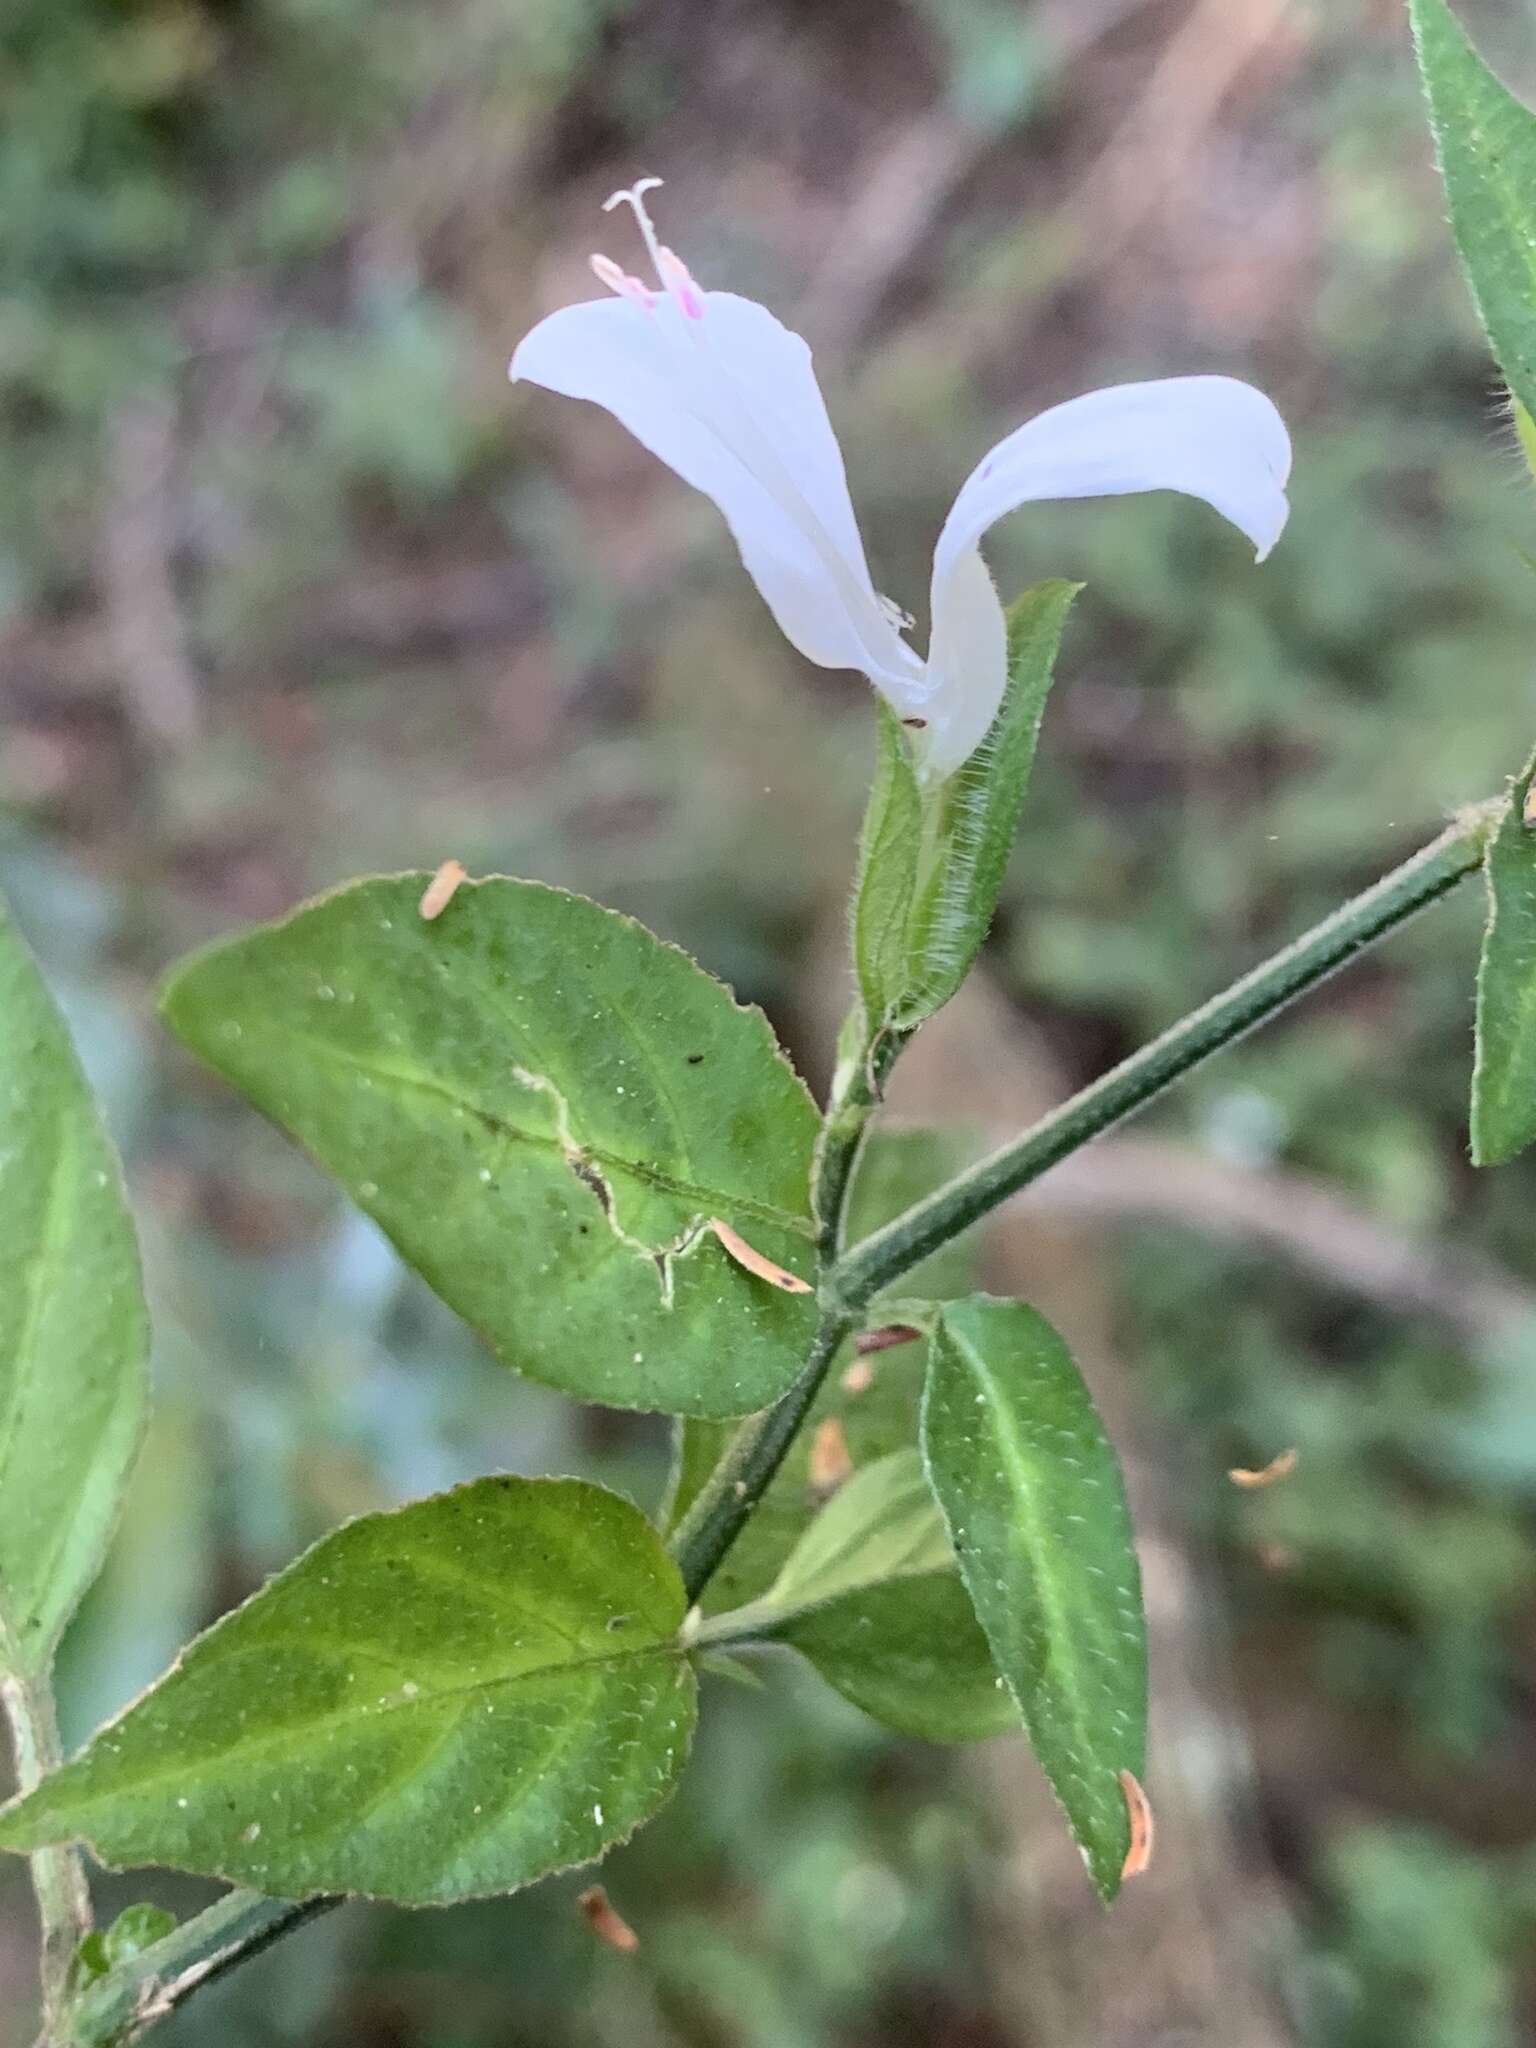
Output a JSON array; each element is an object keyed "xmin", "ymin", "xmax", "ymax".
[
  {"xmin": 0, "ymin": 899, "xmax": 147, "ymax": 1673},
  {"xmin": 161, "ymin": 877, "xmax": 820, "ymax": 1417},
  {"xmin": 922, "ymin": 1297, "xmax": 1144, "ymax": 1899},
  {"xmin": 709, "ymin": 1452, "xmax": 1015, "ymax": 1744},
  {"xmin": 0, "ymin": 1477, "xmax": 695, "ymax": 1904},
  {"xmin": 1412, "ymin": 0, "xmax": 1536, "ymax": 419},
  {"xmin": 1472, "ymin": 748, "xmax": 1536, "ymax": 1163}
]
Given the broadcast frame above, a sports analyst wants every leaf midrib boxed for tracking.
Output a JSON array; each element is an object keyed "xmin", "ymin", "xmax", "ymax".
[
  {"xmin": 6, "ymin": 1634, "xmax": 690, "ymax": 1830},
  {"xmin": 214, "ymin": 1019, "xmax": 815, "ymax": 1239}
]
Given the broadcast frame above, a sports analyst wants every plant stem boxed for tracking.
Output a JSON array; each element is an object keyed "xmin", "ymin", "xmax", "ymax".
[
  {"xmin": 64, "ymin": 1892, "xmax": 337, "ymax": 2047},
  {"xmin": 672, "ymin": 804, "xmax": 1497, "ymax": 1610},
  {"xmin": 670, "ymin": 1311, "xmax": 853, "ymax": 1605},
  {"xmin": 831, "ymin": 806, "xmax": 1500, "ymax": 1311},
  {"xmin": 673, "ymin": 1010, "xmax": 896, "ymax": 1605},
  {"xmin": 1, "ymin": 1667, "xmax": 92, "ymax": 2043}
]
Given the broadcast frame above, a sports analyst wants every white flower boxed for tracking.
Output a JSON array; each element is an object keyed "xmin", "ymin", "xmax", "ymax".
[{"xmin": 510, "ymin": 179, "xmax": 1292, "ymax": 779}]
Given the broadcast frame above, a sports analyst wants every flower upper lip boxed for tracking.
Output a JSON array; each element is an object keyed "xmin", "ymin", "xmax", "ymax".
[{"xmin": 510, "ymin": 178, "xmax": 1292, "ymax": 779}]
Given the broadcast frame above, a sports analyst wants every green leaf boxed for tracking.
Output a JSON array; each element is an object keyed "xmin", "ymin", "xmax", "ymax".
[
  {"xmin": 922, "ymin": 1297, "xmax": 1145, "ymax": 1900},
  {"xmin": 707, "ymin": 1452, "xmax": 1016, "ymax": 1744},
  {"xmin": 0, "ymin": 898, "xmax": 148, "ymax": 1674},
  {"xmin": 665, "ymin": 1126, "xmax": 982, "ymax": 1608},
  {"xmin": 1472, "ymin": 748, "xmax": 1536, "ymax": 1163},
  {"xmin": 161, "ymin": 876, "xmax": 820, "ymax": 1418},
  {"xmin": 0, "ymin": 1477, "xmax": 695, "ymax": 1905},
  {"xmin": 756, "ymin": 1451, "xmax": 952, "ymax": 1613},
  {"xmin": 773, "ymin": 1575, "xmax": 1015, "ymax": 1744},
  {"xmin": 898, "ymin": 582, "xmax": 1079, "ymax": 1030},
  {"xmin": 1411, "ymin": 0, "xmax": 1536, "ymax": 419},
  {"xmin": 847, "ymin": 584, "xmax": 1077, "ymax": 1039},
  {"xmin": 850, "ymin": 702, "xmax": 925, "ymax": 1029}
]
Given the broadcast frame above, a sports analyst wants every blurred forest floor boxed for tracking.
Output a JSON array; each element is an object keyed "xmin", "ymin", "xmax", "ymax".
[{"xmin": 6, "ymin": 0, "xmax": 1536, "ymax": 2042}]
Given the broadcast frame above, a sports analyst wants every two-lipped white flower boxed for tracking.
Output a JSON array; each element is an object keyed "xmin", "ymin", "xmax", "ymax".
[{"xmin": 510, "ymin": 180, "xmax": 1292, "ymax": 779}]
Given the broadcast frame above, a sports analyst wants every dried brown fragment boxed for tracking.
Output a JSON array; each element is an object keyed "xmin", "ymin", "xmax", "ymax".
[
  {"xmin": 1118, "ymin": 1768, "xmax": 1154, "ymax": 1880},
  {"xmin": 854, "ymin": 1323, "xmax": 920, "ymax": 1356},
  {"xmin": 1227, "ymin": 1447, "xmax": 1298, "ymax": 1489},
  {"xmin": 419, "ymin": 859, "xmax": 467, "ymax": 920},
  {"xmin": 840, "ymin": 1359, "xmax": 875, "ymax": 1396},
  {"xmin": 1524, "ymin": 782, "xmax": 1536, "ymax": 827},
  {"xmin": 707, "ymin": 1216, "xmax": 812, "ymax": 1293},
  {"xmin": 578, "ymin": 1886, "xmax": 639, "ymax": 1954},
  {"xmin": 808, "ymin": 1416, "xmax": 854, "ymax": 1500}
]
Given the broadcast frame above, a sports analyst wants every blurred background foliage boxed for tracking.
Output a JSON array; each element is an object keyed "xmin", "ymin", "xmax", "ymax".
[{"xmin": 4, "ymin": 0, "xmax": 1536, "ymax": 2040}]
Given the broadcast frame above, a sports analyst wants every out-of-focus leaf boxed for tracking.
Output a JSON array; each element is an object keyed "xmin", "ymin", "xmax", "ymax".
[
  {"xmin": 922, "ymin": 1296, "xmax": 1144, "ymax": 1899},
  {"xmin": 161, "ymin": 876, "xmax": 819, "ymax": 1418},
  {"xmin": 0, "ymin": 1478, "xmax": 695, "ymax": 1904},
  {"xmin": 0, "ymin": 897, "xmax": 147, "ymax": 1674},
  {"xmin": 1412, "ymin": 0, "xmax": 1536, "ymax": 419},
  {"xmin": 1472, "ymin": 748, "xmax": 1536, "ymax": 1163}
]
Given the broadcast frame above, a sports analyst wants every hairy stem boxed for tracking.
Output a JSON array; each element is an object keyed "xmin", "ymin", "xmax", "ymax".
[
  {"xmin": 672, "ymin": 804, "xmax": 1498, "ymax": 1609},
  {"xmin": 831, "ymin": 807, "xmax": 1499, "ymax": 1310},
  {"xmin": 670, "ymin": 1311, "xmax": 853, "ymax": 1605},
  {"xmin": 2, "ymin": 1665, "xmax": 92, "ymax": 2044},
  {"xmin": 672, "ymin": 1009, "xmax": 897, "ymax": 1605},
  {"xmin": 64, "ymin": 1893, "xmax": 336, "ymax": 2047}
]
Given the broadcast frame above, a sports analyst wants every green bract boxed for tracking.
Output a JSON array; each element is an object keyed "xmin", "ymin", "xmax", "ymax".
[
  {"xmin": 0, "ymin": 1478, "xmax": 695, "ymax": 1905},
  {"xmin": 922, "ymin": 1297, "xmax": 1145, "ymax": 1900},
  {"xmin": 161, "ymin": 876, "xmax": 820, "ymax": 1417},
  {"xmin": 0, "ymin": 899, "xmax": 147, "ymax": 1676},
  {"xmin": 851, "ymin": 582, "xmax": 1078, "ymax": 1039},
  {"xmin": 1412, "ymin": 0, "xmax": 1536, "ymax": 425}
]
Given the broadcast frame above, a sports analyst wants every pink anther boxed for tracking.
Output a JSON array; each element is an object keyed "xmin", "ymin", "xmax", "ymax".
[{"xmin": 589, "ymin": 253, "xmax": 657, "ymax": 308}]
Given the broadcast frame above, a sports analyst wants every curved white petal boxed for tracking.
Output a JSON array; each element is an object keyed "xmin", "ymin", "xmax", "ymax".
[
  {"xmin": 920, "ymin": 547, "xmax": 1008, "ymax": 779},
  {"xmin": 922, "ymin": 376, "xmax": 1290, "ymax": 776},
  {"xmin": 511, "ymin": 292, "xmax": 920, "ymax": 694}
]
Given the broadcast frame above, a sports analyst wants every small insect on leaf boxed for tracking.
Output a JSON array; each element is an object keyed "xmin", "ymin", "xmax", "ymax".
[
  {"xmin": 1227, "ymin": 1448, "xmax": 1298, "ymax": 1489},
  {"xmin": 578, "ymin": 1885, "xmax": 639, "ymax": 1954},
  {"xmin": 707, "ymin": 1216, "xmax": 813, "ymax": 1293},
  {"xmin": 808, "ymin": 1416, "xmax": 854, "ymax": 1501},
  {"xmin": 1118, "ymin": 1769, "xmax": 1154, "ymax": 1880},
  {"xmin": 419, "ymin": 860, "xmax": 467, "ymax": 920}
]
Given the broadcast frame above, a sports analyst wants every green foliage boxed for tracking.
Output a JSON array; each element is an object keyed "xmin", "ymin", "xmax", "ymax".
[
  {"xmin": 0, "ymin": 897, "xmax": 147, "ymax": 1676},
  {"xmin": 0, "ymin": 1477, "xmax": 696, "ymax": 1904},
  {"xmin": 713, "ymin": 1451, "xmax": 1016, "ymax": 1744},
  {"xmin": 1472, "ymin": 750, "xmax": 1536, "ymax": 1163},
  {"xmin": 667, "ymin": 1126, "xmax": 980, "ymax": 1617},
  {"xmin": 922, "ymin": 1296, "xmax": 1145, "ymax": 1900},
  {"xmin": 1411, "ymin": 0, "xmax": 1536, "ymax": 424},
  {"xmin": 161, "ymin": 876, "xmax": 819, "ymax": 1417},
  {"xmin": 850, "ymin": 582, "xmax": 1078, "ymax": 1038}
]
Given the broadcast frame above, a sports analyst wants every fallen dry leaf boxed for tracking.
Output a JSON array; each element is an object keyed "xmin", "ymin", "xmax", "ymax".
[
  {"xmin": 1227, "ymin": 1448, "xmax": 1298, "ymax": 1489},
  {"xmin": 419, "ymin": 859, "xmax": 467, "ymax": 920},
  {"xmin": 1118, "ymin": 1768, "xmax": 1155, "ymax": 1880},
  {"xmin": 708, "ymin": 1216, "xmax": 813, "ymax": 1293},
  {"xmin": 578, "ymin": 1885, "xmax": 639, "ymax": 1953}
]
